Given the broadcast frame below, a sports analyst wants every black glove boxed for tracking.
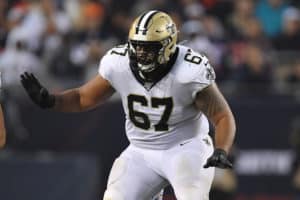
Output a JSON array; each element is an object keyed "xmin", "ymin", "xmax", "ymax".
[
  {"xmin": 203, "ymin": 148, "xmax": 233, "ymax": 169},
  {"xmin": 20, "ymin": 72, "xmax": 55, "ymax": 109}
]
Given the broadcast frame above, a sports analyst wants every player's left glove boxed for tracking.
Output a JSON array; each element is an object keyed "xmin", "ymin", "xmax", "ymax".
[
  {"xmin": 20, "ymin": 72, "xmax": 55, "ymax": 109},
  {"xmin": 203, "ymin": 148, "xmax": 233, "ymax": 169}
]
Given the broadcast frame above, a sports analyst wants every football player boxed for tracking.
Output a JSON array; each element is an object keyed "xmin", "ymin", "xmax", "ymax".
[{"xmin": 20, "ymin": 10, "xmax": 236, "ymax": 200}]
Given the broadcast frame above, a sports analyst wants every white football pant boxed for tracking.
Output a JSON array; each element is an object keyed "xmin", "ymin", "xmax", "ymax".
[{"xmin": 103, "ymin": 135, "xmax": 214, "ymax": 200}]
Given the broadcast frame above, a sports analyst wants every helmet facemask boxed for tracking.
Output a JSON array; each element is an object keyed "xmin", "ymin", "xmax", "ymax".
[{"xmin": 129, "ymin": 40, "xmax": 163, "ymax": 73}]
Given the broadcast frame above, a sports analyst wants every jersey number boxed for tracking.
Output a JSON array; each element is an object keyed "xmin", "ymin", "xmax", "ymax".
[
  {"xmin": 127, "ymin": 95, "xmax": 173, "ymax": 131},
  {"xmin": 184, "ymin": 49, "xmax": 202, "ymax": 64},
  {"xmin": 111, "ymin": 45, "xmax": 128, "ymax": 56}
]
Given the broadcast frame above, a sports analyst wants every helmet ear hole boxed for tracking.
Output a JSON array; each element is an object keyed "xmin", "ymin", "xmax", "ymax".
[{"xmin": 158, "ymin": 35, "xmax": 176, "ymax": 64}]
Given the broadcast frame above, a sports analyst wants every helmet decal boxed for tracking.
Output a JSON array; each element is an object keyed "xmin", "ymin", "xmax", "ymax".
[{"xmin": 135, "ymin": 10, "xmax": 159, "ymax": 35}]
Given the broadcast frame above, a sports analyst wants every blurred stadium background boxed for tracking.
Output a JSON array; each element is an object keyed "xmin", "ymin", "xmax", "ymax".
[{"xmin": 0, "ymin": 0, "xmax": 299, "ymax": 199}]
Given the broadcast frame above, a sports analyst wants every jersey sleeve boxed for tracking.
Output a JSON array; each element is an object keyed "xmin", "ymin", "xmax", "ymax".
[
  {"xmin": 98, "ymin": 50, "xmax": 114, "ymax": 84},
  {"xmin": 190, "ymin": 55, "xmax": 216, "ymax": 99}
]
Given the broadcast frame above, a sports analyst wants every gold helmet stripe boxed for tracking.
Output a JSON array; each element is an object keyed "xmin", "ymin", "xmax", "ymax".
[{"xmin": 136, "ymin": 10, "xmax": 159, "ymax": 35}]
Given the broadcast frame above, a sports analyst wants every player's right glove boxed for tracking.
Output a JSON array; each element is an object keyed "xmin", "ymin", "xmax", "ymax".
[
  {"xmin": 203, "ymin": 148, "xmax": 233, "ymax": 169},
  {"xmin": 20, "ymin": 72, "xmax": 55, "ymax": 109}
]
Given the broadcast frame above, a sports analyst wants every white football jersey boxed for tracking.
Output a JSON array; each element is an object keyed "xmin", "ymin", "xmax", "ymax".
[{"xmin": 99, "ymin": 44, "xmax": 215, "ymax": 149}]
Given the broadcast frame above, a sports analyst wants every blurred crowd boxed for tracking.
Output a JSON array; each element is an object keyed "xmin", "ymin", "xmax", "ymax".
[{"xmin": 0, "ymin": 0, "xmax": 299, "ymax": 96}]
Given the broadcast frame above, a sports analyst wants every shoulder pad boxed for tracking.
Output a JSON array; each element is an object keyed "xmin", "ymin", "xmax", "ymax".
[{"xmin": 175, "ymin": 47, "xmax": 215, "ymax": 84}]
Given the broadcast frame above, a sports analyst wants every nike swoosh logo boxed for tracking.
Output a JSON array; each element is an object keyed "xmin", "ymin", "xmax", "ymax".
[{"xmin": 180, "ymin": 140, "xmax": 192, "ymax": 146}]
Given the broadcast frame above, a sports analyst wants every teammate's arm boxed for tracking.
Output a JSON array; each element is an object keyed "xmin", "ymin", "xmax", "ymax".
[
  {"xmin": 0, "ymin": 104, "xmax": 6, "ymax": 148},
  {"xmin": 20, "ymin": 72, "xmax": 115, "ymax": 112},
  {"xmin": 195, "ymin": 83, "xmax": 236, "ymax": 168}
]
